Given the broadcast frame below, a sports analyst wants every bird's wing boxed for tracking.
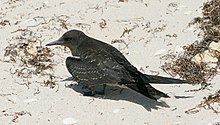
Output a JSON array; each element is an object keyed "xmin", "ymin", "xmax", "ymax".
[
  {"xmin": 66, "ymin": 48, "xmax": 134, "ymax": 86},
  {"xmin": 110, "ymin": 49, "xmax": 139, "ymax": 73},
  {"xmin": 109, "ymin": 48, "xmax": 190, "ymax": 84}
]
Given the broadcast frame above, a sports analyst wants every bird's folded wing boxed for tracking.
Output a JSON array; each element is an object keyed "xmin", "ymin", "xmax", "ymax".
[
  {"xmin": 66, "ymin": 49, "xmax": 134, "ymax": 86},
  {"xmin": 110, "ymin": 49, "xmax": 191, "ymax": 84}
]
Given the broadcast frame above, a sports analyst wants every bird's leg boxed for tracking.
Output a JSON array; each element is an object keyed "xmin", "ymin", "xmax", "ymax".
[
  {"xmin": 82, "ymin": 86, "xmax": 96, "ymax": 96},
  {"xmin": 95, "ymin": 84, "xmax": 106, "ymax": 95}
]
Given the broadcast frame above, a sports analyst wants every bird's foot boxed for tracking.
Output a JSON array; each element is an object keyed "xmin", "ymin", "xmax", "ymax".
[
  {"xmin": 83, "ymin": 90, "xmax": 95, "ymax": 96},
  {"xmin": 95, "ymin": 90, "xmax": 105, "ymax": 95},
  {"xmin": 95, "ymin": 84, "xmax": 106, "ymax": 95}
]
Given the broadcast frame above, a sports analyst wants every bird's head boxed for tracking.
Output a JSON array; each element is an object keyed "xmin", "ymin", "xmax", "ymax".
[{"xmin": 46, "ymin": 30, "xmax": 87, "ymax": 49}]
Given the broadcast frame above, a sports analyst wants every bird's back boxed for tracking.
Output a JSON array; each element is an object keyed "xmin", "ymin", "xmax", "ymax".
[{"xmin": 77, "ymin": 37, "xmax": 139, "ymax": 73}]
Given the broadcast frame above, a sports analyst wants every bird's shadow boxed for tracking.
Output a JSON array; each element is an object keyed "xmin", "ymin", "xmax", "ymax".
[
  {"xmin": 64, "ymin": 80, "xmax": 170, "ymax": 111},
  {"xmin": 174, "ymin": 95, "xmax": 194, "ymax": 99}
]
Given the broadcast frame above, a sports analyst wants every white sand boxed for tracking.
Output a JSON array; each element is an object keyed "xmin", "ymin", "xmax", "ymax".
[{"xmin": 0, "ymin": 0, "xmax": 220, "ymax": 125}]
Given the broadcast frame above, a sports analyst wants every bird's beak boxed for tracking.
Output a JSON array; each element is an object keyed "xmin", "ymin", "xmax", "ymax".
[{"xmin": 46, "ymin": 39, "xmax": 64, "ymax": 46}]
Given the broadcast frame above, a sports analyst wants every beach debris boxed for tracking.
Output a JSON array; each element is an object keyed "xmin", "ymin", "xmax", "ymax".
[
  {"xmin": 23, "ymin": 98, "xmax": 38, "ymax": 103},
  {"xmin": 62, "ymin": 117, "xmax": 78, "ymax": 125},
  {"xmin": 99, "ymin": 19, "xmax": 107, "ymax": 29},
  {"xmin": 154, "ymin": 49, "xmax": 166, "ymax": 56},
  {"xmin": 2, "ymin": 110, "xmax": 32, "ymax": 123},
  {"xmin": 162, "ymin": 0, "xmax": 220, "ymax": 85},
  {"xmin": 2, "ymin": 14, "xmax": 71, "ymax": 88},
  {"xmin": 3, "ymin": 29, "xmax": 55, "ymax": 87},
  {"xmin": 0, "ymin": 20, "xmax": 11, "ymax": 26},
  {"xmin": 162, "ymin": 0, "xmax": 220, "ymax": 114},
  {"xmin": 113, "ymin": 109, "xmax": 120, "ymax": 113},
  {"xmin": 186, "ymin": 90, "xmax": 220, "ymax": 114},
  {"xmin": 12, "ymin": 111, "xmax": 32, "ymax": 123}
]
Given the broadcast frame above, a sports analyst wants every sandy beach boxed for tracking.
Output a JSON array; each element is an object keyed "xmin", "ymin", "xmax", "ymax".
[{"xmin": 0, "ymin": 0, "xmax": 220, "ymax": 125}]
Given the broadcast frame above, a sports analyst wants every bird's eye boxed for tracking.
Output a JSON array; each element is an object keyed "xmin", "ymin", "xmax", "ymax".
[{"xmin": 64, "ymin": 37, "xmax": 73, "ymax": 41}]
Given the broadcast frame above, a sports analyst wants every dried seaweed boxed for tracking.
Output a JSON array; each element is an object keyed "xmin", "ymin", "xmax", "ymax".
[
  {"xmin": 120, "ymin": 28, "xmax": 133, "ymax": 38},
  {"xmin": 42, "ymin": 74, "xmax": 57, "ymax": 89},
  {"xmin": 53, "ymin": 15, "xmax": 70, "ymax": 30},
  {"xmin": 0, "ymin": 20, "xmax": 10, "ymax": 26},
  {"xmin": 12, "ymin": 111, "xmax": 31, "ymax": 123},
  {"xmin": 5, "ymin": 0, "xmax": 21, "ymax": 5},
  {"xmin": 118, "ymin": 0, "xmax": 128, "ymax": 2},
  {"xmin": 186, "ymin": 90, "xmax": 220, "ymax": 114},
  {"xmin": 2, "ymin": 14, "xmax": 72, "ymax": 88},
  {"xmin": 5, "ymin": 30, "xmax": 54, "ymax": 69},
  {"xmin": 162, "ymin": 45, "xmax": 218, "ymax": 84},
  {"xmin": 162, "ymin": 0, "xmax": 220, "ymax": 85},
  {"xmin": 2, "ymin": 110, "xmax": 31, "ymax": 123},
  {"xmin": 3, "ymin": 28, "xmax": 56, "ymax": 87},
  {"xmin": 111, "ymin": 39, "xmax": 128, "ymax": 48},
  {"xmin": 99, "ymin": 19, "xmax": 107, "ymax": 29},
  {"xmin": 202, "ymin": 0, "xmax": 220, "ymax": 39},
  {"xmin": 161, "ymin": 0, "xmax": 220, "ymax": 114}
]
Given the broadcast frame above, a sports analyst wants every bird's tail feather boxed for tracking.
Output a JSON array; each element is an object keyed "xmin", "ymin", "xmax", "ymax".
[
  {"xmin": 141, "ymin": 74, "xmax": 191, "ymax": 84},
  {"xmin": 125, "ymin": 83, "xmax": 169, "ymax": 100}
]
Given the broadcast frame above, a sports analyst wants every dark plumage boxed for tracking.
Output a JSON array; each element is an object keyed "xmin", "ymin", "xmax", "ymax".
[{"xmin": 46, "ymin": 30, "xmax": 190, "ymax": 100}]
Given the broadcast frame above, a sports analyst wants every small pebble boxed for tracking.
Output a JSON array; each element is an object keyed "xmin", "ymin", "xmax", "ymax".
[
  {"xmin": 209, "ymin": 42, "xmax": 220, "ymax": 52},
  {"xmin": 184, "ymin": 11, "xmax": 192, "ymax": 15},
  {"xmin": 63, "ymin": 117, "xmax": 78, "ymax": 125},
  {"xmin": 154, "ymin": 49, "xmax": 166, "ymax": 56},
  {"xmin": 22, "ymin": 19, "xmax": 38, "ymax": 27},
  {"xmin": 23, "ymin": 98, "xmax": 38, "ymax": 103},
  {"xmin": 113, "ymin": 109, "xmax": 120, "ymax": 113}
]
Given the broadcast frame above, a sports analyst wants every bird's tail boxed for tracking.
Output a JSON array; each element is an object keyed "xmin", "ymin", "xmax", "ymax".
[
  {"xmin": 141, "ymin": 74, "xmax": 191, "ymax": 84},
  {"xmin": 124, "ymin": 82, "xmax": 169, "ymax": 100}
]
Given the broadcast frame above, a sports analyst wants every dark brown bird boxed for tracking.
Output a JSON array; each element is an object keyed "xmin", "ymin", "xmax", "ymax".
[{"xmin": 46, "ymin": 30, "xmax": 189, "ymax": 100}]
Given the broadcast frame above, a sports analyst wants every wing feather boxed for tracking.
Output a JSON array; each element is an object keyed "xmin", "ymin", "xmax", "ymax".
[{"xmin": 66, "ymin": 48, "xmax": 134, "ymax": 86}]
